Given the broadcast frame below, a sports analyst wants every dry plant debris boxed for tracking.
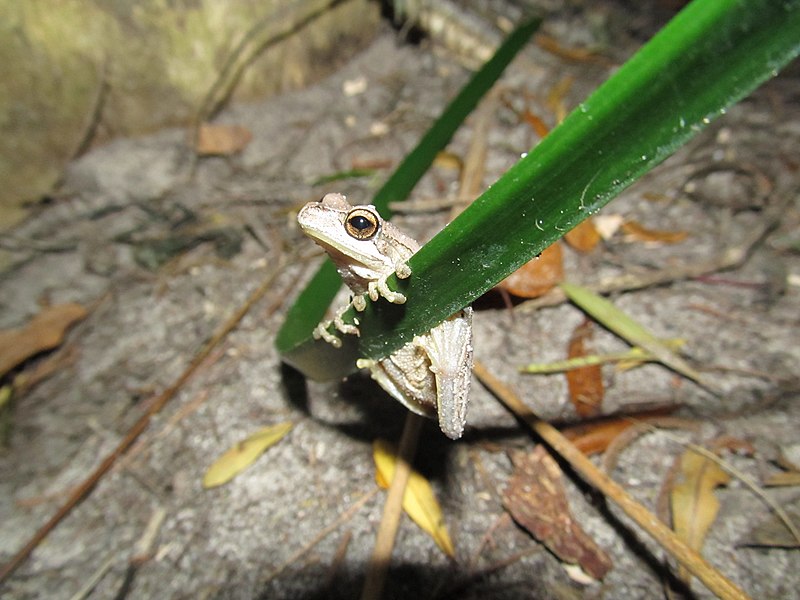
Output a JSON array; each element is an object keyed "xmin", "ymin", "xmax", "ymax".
[
  {"xmin": 203, "ymin": 422, "xmax": 294, "ymax": 488},
  {"xmin": 498, "ymin": 242, "xmax": 564, "ymax": 298},
  {"xmin": 565, "ymin": 319, "xmax": 605, "ymax": 418},
  {"xmin": 563, "ymin": 218, "xmax": 601, "ymax": 252},
  {"xmin": 559, "ymin": 282, "xmax": 706, "ymax": 387},
  {"xmin": 620, "ymin": 219, "xmax": 690, "ymax": 244},
  {"xmin": 195, "ymin": 123, "xmax": 253, "ymax": 156},
  {"xmin": 670, "ymin": 448, "xmax": 732, "ymax": 584},
  {"xmin": 372, "ymin": 438, "xmax": 455, "ymax": 557},
  {"xmin": 0, "ymin": 303, "xmax": 87, "ymax": 376},
  {"xmin": 502, "ymin": 445, "xmax": 613, "ymax": 580}
]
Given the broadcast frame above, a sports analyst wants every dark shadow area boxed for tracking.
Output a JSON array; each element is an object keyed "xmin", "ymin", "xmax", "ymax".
[
  {"xmin": 251, "ymin": 559, "xmax": 554, "ymax": 600},
  {"xmin": 281, "ymin": 358, "xmax": 526, "ymax": 452},
  {"xmin": 280, "ymin": 361, "xmax": 311, "ymax": 416}
]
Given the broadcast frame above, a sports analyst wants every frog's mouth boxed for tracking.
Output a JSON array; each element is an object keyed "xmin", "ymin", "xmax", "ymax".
[{"xmin": 301, "ymin": 225, "xmax": 382, "ymax": 269}]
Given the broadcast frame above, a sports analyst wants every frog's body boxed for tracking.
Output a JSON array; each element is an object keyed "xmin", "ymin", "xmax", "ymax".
[{"xmin": 298, "ymin": 193, "xmax": 473, "ymax": 439}]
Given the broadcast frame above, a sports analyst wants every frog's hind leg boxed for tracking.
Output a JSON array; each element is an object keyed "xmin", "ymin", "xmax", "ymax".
[{"xmin": 414, "ymin": 308, "xmax": 474, "ymax": 439}]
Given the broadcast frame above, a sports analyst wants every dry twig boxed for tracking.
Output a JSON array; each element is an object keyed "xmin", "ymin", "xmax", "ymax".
[
  {"xmin": 360, "ymin": 413, "xmax": 425, "ymax": 600},
  {"xmin": 473, "ymin": 360, "xmax": 750, "ymax": 600},
  {"xmin": 0, "ymin": 260, "xmax": 288, "ymax": 583}
]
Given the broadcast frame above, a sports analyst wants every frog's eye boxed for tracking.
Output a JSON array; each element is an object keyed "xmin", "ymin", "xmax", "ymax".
[{"xmin": 345, "ymin": 208, "xmax": 380, "ymax": 240}]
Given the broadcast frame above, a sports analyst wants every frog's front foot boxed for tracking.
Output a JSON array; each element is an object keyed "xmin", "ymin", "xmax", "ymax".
[
  {"xmin": 368, "ymin": 278, "xmax": 407, "ymax": 304},
  {"xmin": 367, "ymin": 263, "xmax": 411, "ymax": 304},
  {"xmin": 352, "ymin": 295, "xmax": 367, "ymax": 312},
  {"xmin": 313, "ymin": 321, "xmax": 343, "ymax": 348},
  {"xmin": 313, "ymin": 302, "xmax": 361, "ymax": 348}
]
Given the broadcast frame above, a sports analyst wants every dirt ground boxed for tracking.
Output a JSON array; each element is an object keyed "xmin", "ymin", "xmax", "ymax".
[{"xmin": 2, "ymin": 3, "xmax": 799, "ymax": 599}]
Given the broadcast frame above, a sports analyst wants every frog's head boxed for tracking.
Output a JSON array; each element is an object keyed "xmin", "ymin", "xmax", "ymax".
[{"xmin": 298, "ymin": 193, "xmax": 394, "ymax": 285}]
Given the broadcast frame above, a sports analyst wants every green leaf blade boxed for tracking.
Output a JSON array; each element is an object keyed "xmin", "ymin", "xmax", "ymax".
[
  {"xmin": 280, "ymin": 1, "xmax": 800, "ymax": 381},
  {"xmin": 358, "ymin": 0, "xmax": 800, "ymax": 358}
]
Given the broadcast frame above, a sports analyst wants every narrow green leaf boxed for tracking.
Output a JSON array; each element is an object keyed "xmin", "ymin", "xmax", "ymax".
[
  {"xmin": 559, "ymin": 282, "xmax": 705, "ymax": 385},
  {"xmin": 519, "ymin": 339, "xmax": 685, "ymax": 374}
]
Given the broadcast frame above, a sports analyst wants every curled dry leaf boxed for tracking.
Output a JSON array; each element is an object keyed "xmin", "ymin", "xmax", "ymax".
[
  {"xmin": 503, "ymin": 446, "xmax": 613, "ymax": 580},
  {"xmin": 203, "ymin": 422, "xmax": 293, "ymax": 488},
  {"xmin": 0, "ymin": 303, "xmax": 87, "ymax": 376},
  {"xmin": 499, "ymin": 242, "xmax": 564, "ymax": 298},
  {"xmin": 560, "ymin": 408, "xmax": 677, "ymax": 455},
  {"xmin": 670, "ymin": 449, "xmax": 731, "ymax": 581},
  {"xmin": 565, "ymin": 320, "xmax": 604, "ymax": 418},
  {"xmin": 564, "ymin": 218, "xmax": 601, "ymax": 253},
  {"xmin": 372, "ymin": 439, "xmax": 455, "ymax": 557},
  {"xmin": 563, "ymin": 419, "xmax": 638, "ymax": 456},
  {"xmin": 196, "ymin": 123, "xmax": 253, "ymax": 156}
]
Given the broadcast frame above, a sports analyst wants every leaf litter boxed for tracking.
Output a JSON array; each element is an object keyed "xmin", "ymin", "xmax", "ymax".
[
  {"xmin": 372, "ymin": 439, "xmax": 455, "ymax": 557},
  {"xmin": 502, "ymin": 446, "xmax": 613, "ymax": 580}
]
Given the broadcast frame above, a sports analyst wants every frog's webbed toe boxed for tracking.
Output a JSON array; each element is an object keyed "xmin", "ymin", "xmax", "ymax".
[
  {"xmin": 368, "ymin": 276, "xmax": 407, "ymax": 304},
  {"xmin": 313, "ymin": 301, "xmax": 361, "ymax": 347}
]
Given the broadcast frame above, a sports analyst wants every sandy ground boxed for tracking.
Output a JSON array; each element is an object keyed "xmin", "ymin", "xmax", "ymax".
[{"xmin": 2, "ymin": 3, "xmax": 799, "ymax": 598}]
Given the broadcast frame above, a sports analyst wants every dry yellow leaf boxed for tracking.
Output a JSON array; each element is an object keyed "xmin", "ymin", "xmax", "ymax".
[
  {"xmin": 373, "ymin": 439, "xmax": 455, "ymax": 557},
  {"xmin": 670, "ymin": 449, "xmax": 731, "ymax": 581},
  {"xmin": 203, "ymin": 422, "xmax": 293, "ymax": 488}
]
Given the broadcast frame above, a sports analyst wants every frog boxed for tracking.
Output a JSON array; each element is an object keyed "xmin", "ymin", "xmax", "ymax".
[{"xmin": 297, "ymin": 193, "xmax": 473, "ymax": 439}]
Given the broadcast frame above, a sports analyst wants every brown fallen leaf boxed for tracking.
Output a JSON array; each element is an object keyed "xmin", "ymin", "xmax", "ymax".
[
  {"xmin": 563, "ymin": 419, "xmax": 637, "ymax": 456},
  {"xmin": 621, "ymin": 220, "xmax": 689, "ymax": 244},
  {"xmin": 13, "ymin": 344, "xmax": 80, "ymax": 396},
  {"xmin": 670, "ymin": 449, "xmax": 731, "ymax": 582},
  {"xmin": 0, "ymin": 303, "xmax": 87, "ymax": 376},
  {"xmin": 499, "ymin": 242, "xmax": 564, "ymax": 298},
  {"xmin": 562, "ymin": 410, "xmax": 683, "ymax": 456},
  {"xmin": 203, "ymin": 422, "xmax": 293, "ymax": 488},
  {"xmin": 565, "ymin": 320, "xmax": 604, "ymax": 418},
  {"xmin": 373, "ymin": 439, "xmax": 454, "ymax": 557},
  {"xmin": 196, "ymin": 123, "xmax": 253, "ymax": 156},
  {"xmin": 564, "ymin": 218, "xmax": 601, "ymax": 253},
  {"xmin": 503, "ymin": 446, "xmax": 613, "ymax": 580}
]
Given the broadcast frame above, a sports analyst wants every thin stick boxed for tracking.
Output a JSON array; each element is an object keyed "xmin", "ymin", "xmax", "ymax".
[
  {"xmin": 0, "ymin": 261, "xmax": 287, "ymax": 583},
  {"xmin": 360, "ymin": 413, "xmax": 424, "ymax": 600},
  {"xmin": 263, "ymin": 488, "xmax": 378, "ymax": 584},
  {"xmin": 517, "ymin": 196, "xmax": 785, "ymax": 315},
  {"xmin": 472, "ymin": 361, "xmax": 750, "ymax": 600}
]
